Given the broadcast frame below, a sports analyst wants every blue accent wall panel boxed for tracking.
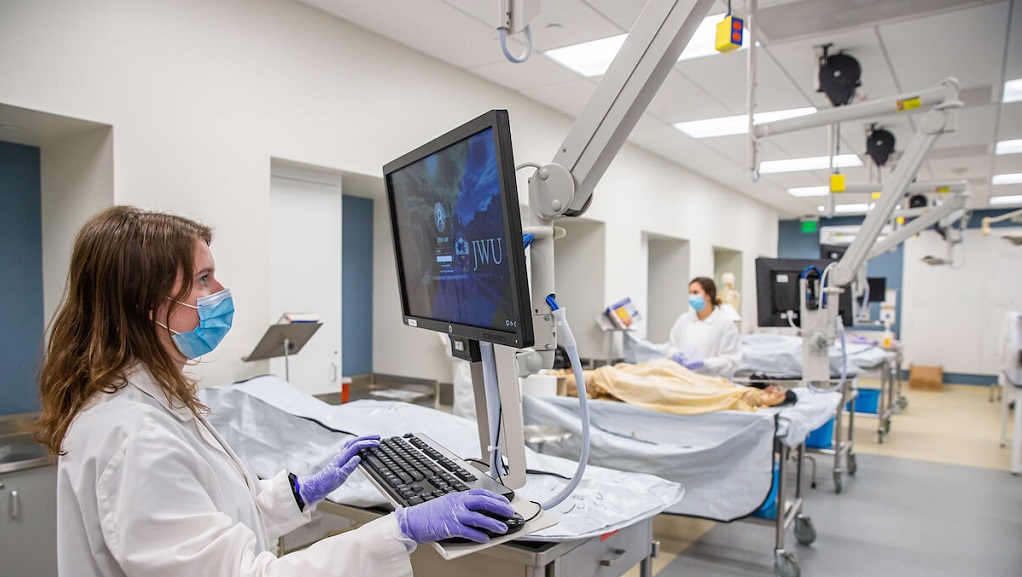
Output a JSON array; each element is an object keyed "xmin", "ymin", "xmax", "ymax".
[
  {"xmin": 0, "ymin": 141, "xmax": 44, "ymax": 414},
  {"xmin": 342, "ymin": 195, "xmax": 374, "ymax": 375}
]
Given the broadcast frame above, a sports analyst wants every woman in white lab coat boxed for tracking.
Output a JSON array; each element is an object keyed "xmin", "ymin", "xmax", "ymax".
[
  {"xmin": 33, "ymin": 206, "xmax": 514, "ymax": 577},
  {"xmin": 667, "ymin": 277, "xmax": 743, "ymax": 379}
]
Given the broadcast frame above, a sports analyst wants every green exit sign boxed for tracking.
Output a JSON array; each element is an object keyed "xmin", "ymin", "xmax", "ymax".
[{"xmin": 801, "ymin": 220, "xmax": 818, "ymax": 233}]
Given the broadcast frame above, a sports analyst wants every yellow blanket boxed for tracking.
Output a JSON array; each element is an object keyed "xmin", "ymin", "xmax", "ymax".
[{"xmin": 576, "ymin": 359, "xmax": 782, "ymax": 415}]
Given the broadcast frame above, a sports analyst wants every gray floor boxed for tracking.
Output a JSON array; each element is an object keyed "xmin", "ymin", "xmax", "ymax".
[{"xmin": 660, "ymin": 454, "xmax": 1022, "ymax": 576}]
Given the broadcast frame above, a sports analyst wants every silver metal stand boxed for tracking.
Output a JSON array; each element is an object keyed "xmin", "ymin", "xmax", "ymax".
[{"xmin": 310, "ymin": 501, "xmax": 658, "ymax": 577}]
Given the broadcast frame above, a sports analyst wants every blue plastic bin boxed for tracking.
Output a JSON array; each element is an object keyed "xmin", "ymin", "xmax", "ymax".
[
  {"xmin": 806, "ymin": 417, "xmax": 835, "ymax": 449},
  {"xmin": 846, "ymin": 387, "xmax": 881, "ymax": 414},
  {"xmin": 753, "ymin": 462, "xmax": 780, "ymax": 519}
]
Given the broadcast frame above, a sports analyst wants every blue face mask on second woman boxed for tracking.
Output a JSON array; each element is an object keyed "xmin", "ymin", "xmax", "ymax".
[
  {"xmin": 689, "ymin": 294, "xmax": 706, "ymax": 312},
  {"xmin": 158, "ymin": 288, "xmax": 235, "ymax": 359}
]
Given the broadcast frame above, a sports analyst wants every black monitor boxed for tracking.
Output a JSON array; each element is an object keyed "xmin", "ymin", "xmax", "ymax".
[
  {"xmin": 819, "ymin": 243, "xmax": 847, "ymax": 261},
  {"xmin": 755, "ymin": 257, "xmax": 853, "ymax": 328},
  {"xmin": 866, "ymin": 277, "xmax": 886, "ymax": 303},
  {"xmin": 384, "ymin": 110, "xmax": 534, "ymax": 348}
]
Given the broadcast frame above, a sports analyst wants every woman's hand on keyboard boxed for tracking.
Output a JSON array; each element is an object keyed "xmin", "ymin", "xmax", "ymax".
[
  {"xmin": 395, "ymin": 489, "xmax": 514, "ymax": 544},
  {"xmin": 295, "ymin": 434, "xmax": 381, "ymax": 506}
]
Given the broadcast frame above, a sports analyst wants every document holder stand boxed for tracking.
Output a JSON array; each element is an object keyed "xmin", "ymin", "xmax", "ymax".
[{"xmin": 242, "ymin": 323, "xmax": 322, "ymax": 381}]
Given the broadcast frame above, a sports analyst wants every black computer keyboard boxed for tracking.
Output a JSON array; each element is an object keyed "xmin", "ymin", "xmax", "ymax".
[{"xmin": 358, "ymin": 432, "xmax": 515, "ymax": 507}]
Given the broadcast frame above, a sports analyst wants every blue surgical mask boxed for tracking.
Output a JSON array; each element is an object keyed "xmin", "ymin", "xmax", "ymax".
[
  {"xmin": 157, "ymin": 289, "xmax": 234, "ymax": 359},
  {"xmin": 689, "ymin": 294, "xmax": 706, "ymax": 312}
]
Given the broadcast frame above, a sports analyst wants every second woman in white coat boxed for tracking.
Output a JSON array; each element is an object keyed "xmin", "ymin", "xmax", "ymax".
[{"xmin": 667, "ymin": 276, "xmax": 743, "ymax": 379}]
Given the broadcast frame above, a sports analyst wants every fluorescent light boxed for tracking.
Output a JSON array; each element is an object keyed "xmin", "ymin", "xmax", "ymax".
[
  {"xmin": 990, "ymin": 195, "xmax": 1022, "ymax": 206},
  {"xmin": 546, "ymin": 14, "xmax": 741, "ymax": 78},
  {"xmin": 1004, "ymin": 78, "xmax": 1022, "ymax": 103},
  {"xmin": 992, "ymin": 173, "xmax": 1022, "ymax": 185},
  {"xmin": 788, "ymin": 186, "xmax": 830, "ymax": 197},
  {"xmin": 544, "ymin": 34, "xmax": 626, "ymax": 77},
  {"xmin": 834, "ymin": 203, "xmax": 872, "ymax": 214},
  {"xmin": 995, "ymin": 139, "xmax": 1022, "ymax": 155},
  {"xmin": 759, "ymin": 154, "xmax": 862, "ymax": 174},
  {"xmin": 675, "ymin": 107, "xmax": 816, "ymax": 139}
]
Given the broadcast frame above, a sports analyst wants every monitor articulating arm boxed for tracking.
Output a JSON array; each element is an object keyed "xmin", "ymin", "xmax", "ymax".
[
  {"xmin": 869, "ymin": 191, "xmax": 970, "ymax": 260},
  {"xmin": 754, "ymin": 77, "xmax": 963, "ymax": 289},
  {"xmin": 524, "ymin": 0, "xmax": 716, "ymax": 366},
  {"xmin": 752, "ymin": 77, "xmax": 962, "ymax": 386}
]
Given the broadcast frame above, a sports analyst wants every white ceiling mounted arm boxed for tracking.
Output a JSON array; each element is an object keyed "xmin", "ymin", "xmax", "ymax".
[
  {"xmin": 839, "ymin": 180, "xmax": 968, "ymax": 194},
  {"xmin": 868, "ymin": 192, "xmax": 969, "ymax": 260},
  {"xmin": 497, "ymin": 0, "xmax": 540, "ymax": 63},
  {"xmin": 982, "ymin": 206, "xmax": 1022, "ymax": 235},
  {"xmin": 525, "ymin": 0, "xmax": 716, "ymax": 368},
  {"xmin": 530, "ymin": 0, "xmax": 717, "ymax": 219}
]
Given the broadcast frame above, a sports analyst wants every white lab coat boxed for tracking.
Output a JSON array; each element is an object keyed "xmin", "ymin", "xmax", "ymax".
[
  {"xmin": 667, "ymin": 307, "xmax": 743, "ymax": 379},
  {"xmin": 57, "ymin": 365, "xmax": 413, "ymax": 577}
]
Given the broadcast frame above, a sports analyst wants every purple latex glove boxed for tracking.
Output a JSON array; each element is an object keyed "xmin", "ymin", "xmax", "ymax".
[
  {"xmin": 395, "ymin": 489, "xmax": 515, "ymax": 544},
  {"xmin": 296, "ymin": 434, "xmax": 381, "ymax": 506},
  {"xmin": 671, "ymin": 352, "xmax": 703, "ymax": 371},
  {"xmin": 683, "ymin": 359, "xmax": 705, "ymax": 371}
]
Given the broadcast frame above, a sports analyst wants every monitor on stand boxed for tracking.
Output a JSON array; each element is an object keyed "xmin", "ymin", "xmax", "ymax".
[{"xmin": 384, "ymin": 109, "xmax": 533, "ymax": 490}]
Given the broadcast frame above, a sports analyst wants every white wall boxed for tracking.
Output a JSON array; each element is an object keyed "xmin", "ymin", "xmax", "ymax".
[
  {"xmin": 902, "ymin": 228, "xmax": 1022, "ymax": 375},
  {"xmin": 646, "ymin": 235, "xmax": 690, "ymax": 342},
  {"xmin": 0, "ymin": 0, "xmax": 778, "ymax": 386},
  {"xmin": 40, "ymin": 126, "xmax": 114, "ymax": 323},
  {"xmin": 553, "ymin": 219, "xmax": 607, "ymax": 357}
]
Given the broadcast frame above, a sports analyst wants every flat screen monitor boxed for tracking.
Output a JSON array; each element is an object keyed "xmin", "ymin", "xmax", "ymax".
[
  {"xmin": 866, "ymin": 277, "xmax": 887, "ymax": 303},
  {"xmin": 755, "ymin": 257, "xmax": 853, "ymax": 328},
  {"xmin": 384, "ymin": 110, "xmax": 534, "ymax": 348}
]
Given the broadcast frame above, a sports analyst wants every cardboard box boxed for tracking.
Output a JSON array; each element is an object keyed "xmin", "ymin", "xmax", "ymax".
[{"xmin": 908, "ymin": 364, "xmax": 943, "ymax": 391}]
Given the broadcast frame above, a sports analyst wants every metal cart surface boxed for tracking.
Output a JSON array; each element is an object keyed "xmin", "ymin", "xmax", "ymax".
[{"xmin": 289, "ymin": 501, "xmax": 659, "ymax": 577}]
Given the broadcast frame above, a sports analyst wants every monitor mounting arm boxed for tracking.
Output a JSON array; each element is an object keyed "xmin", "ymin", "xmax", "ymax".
[
  {"xmin": 525, "ymin": 0, "xmax": 717, "ymax": 365},
  {"xmin": 752, "ymin": 77, "xmax": 962, "ymax": 386}
]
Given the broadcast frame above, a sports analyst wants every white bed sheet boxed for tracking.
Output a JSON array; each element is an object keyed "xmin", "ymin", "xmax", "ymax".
[
  {"xmin": 738, "ymin": 333, "xmax": 893, "ymax": 376},
  {"xmin": 198, "ymin": 376, "xmax": 684, "ymax": 542},
  {"xmin": 621, "ymin": 332, "xmax": 892, "ymax": 376},
  {"xmin": 521, "ymin": 388, "xmax": 839, "ymax": 521}
]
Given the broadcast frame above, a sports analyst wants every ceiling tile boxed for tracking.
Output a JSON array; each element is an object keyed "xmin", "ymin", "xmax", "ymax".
[
  {"xmin": 581, "ymin": 0, "xmax": 730, "ymax": 34},
  {"xmin": 997, "ymin": 102, "xmax": 1022, "ymax": 139},
  {"xmin": 301, "ymin": 0, "xmax": 507, "ymax": 69},
  {"xmin": 878, "ymin": 2, "xmax": 1011, "ymax": 90},
  {"xmin": 676, "ymin": 47, "xmax": 808, "ymax": 114},
  {"xmin": 579, "ymin": 0, "xmax": 644, "ymax": 31},
  {"xmin": 994, "ymin": 153, "xmax": 1022, "ymax": 174},
  {"xmin": 520, "ymin": 78, "xmax": 597, "ymax": 118},
  {"xmin": 443, "ymin": 0, "xmax": 621, "ymax": 51},
  {"xmin": 754, "ymin": 0, "xmax": 978, "ymax": 44},
  {"xmin": 470, "ymin": 53, "xmax": 584, "ymax": 91},
  {"xmin": 301, "ymin": 0, "xmax": 1019, "ymax": 217},
  {"xmin": 926, "ymin": 155, "xmax": 993, "ymax": 181},
  {"xmin": 647, "ymin": 70, "xmax": 734, "ymax": 123}
]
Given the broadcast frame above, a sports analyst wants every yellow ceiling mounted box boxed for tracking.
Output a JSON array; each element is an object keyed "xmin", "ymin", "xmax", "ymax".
[
  {"xmin": 715, "ymin": 15, "xmax": 743, "ymax": 53},
  {"xmin": 829, "ymin": 173, "xmax": 846, "ymax": 192}
]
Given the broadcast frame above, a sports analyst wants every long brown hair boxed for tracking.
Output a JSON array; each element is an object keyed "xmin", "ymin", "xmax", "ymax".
[
  {"xmin": 690, "ymin": 277, "xmax": 722, "ymax": 308},
  {"xmin": 34, "ymin": 206, "xmax": 213, "ymax": 455}
]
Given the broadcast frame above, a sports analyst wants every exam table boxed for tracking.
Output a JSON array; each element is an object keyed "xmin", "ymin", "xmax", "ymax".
[{"xmin": 199, "ymin": 377, "xmax": 685, "ymax": 577}]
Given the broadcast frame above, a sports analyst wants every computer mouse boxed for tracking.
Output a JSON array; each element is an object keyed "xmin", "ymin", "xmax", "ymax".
[
  {"xmin": 440, "ymin": 511, "xmax": 526, "ymax": 544},
  {"xmin": 481, "ymin": 510, "xmax": 526, "ymax": 533}
]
